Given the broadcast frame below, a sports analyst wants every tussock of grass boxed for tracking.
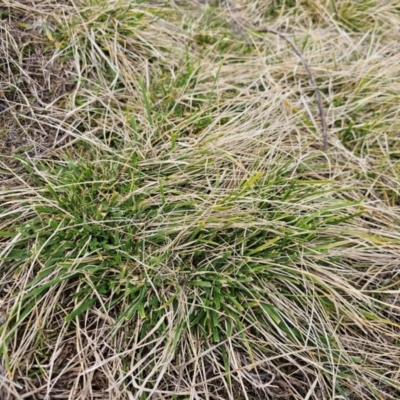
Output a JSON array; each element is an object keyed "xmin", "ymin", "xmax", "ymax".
[{"xmin": 1, "ymin": 1, "xmax": 400, "ymax": 399}]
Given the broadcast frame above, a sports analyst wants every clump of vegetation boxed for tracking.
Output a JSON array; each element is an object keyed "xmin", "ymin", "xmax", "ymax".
[{"xmin": 1, "ymin": 1, "xmax": 400, "ymax": 399}]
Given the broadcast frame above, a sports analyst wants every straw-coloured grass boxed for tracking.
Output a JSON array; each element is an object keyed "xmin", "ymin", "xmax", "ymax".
[{"xmin": 1, "ymin": 1, "xmax": 400, "ymax": 399}]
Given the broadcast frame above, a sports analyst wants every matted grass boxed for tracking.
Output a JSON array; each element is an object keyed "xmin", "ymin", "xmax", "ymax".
[{"xmin": 1, "ymin": 0, "xmax": 400, "ymax": 399}]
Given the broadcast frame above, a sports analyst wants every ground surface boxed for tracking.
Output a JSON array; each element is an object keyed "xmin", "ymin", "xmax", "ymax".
[{"xmin": 1, "ymin": 0, "xmax": 400, "ymax": 399}]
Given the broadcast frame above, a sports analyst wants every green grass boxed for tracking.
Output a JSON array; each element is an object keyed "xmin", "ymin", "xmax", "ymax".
[{"xmin": 1, "ymin": 0, "xmax": 400, "ymax": 399}]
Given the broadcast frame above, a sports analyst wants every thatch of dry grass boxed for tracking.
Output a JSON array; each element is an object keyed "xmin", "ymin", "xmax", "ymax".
[{"xmin": 1, "ymin": 1, "xmax": 400, "ymax": 399}]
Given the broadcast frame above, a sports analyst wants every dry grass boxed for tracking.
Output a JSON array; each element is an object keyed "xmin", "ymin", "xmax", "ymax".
[{"xmin": 1, "ymin": 0, "xmax": 400, "ymax": 399}]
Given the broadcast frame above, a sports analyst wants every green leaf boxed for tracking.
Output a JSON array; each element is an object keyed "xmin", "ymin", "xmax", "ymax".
[
  {"xmin": 65, "ymin": 298, "xmax": 97, "ymax": 322},
  {"xmin": 247, "ymin": 236, "xmax": 280, "ymax": 256},
  {"xmin": 0, "ymin": 231, "xmax": 14, "ymax": 237},
  {"xmin": 138, "ymin": 77, "xmax": 153, "ymax": 126},
  {"xmin": 23, "ymin": 277, "xmax": 67, "ymax": 299},
  {"xmin": 261, "ymin": 303, "xmax": 281, "ymax": 324},
  {"xmin": 221, "ymin": 345, "xmax": 231, "ymax": 387},
  {"xmin": 36, "ymin": 206, "xmax": 60, "ymax": 213},
  {"xmin": 190, "ymin": 280, "xmax": 212, "ymax": 287},
  {"xmin": 225, "ymin": 319, "xmax": 232, "ymax": 338}
]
